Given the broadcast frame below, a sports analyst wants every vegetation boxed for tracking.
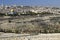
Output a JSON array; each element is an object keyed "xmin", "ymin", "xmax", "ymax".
[
  {"xmin": 0, "ymin": 11, "xmax": 54, "ymax": 17},
  {"xmin": 0, "ymin": 11, "xmax": 60, "ymax": 34},
  {"xmin": 0, "ymin": 13, "xmax": 6, "ymax": 16},
  {"xmin": 0, "ymin": 19, "xmax": 60, "ymax": 34}
]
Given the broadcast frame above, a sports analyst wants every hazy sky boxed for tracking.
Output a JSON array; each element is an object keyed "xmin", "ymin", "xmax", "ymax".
[{"xmin": 0, "ymin": 0, "xmax": 60, "ymax": 7}]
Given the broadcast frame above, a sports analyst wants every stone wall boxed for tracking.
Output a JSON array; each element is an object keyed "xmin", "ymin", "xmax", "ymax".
[{"xmin": 0, "ymin": 33, "xmax": 60, "ymax": 40}]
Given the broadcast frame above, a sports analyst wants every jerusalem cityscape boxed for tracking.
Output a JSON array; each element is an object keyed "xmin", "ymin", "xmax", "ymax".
[{"xmin": 0, "ymin": 0, "xmax": 60, "ymax": 40}]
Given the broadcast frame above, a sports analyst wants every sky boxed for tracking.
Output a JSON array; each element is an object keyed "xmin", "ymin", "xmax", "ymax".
[{"xmin": 0, "ymin": 0, "xmax": 60, "ymax": 7}]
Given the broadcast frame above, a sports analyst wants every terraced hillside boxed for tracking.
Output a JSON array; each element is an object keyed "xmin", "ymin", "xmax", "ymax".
[{"xmin": 0, "ymin": 12, "xmax": 60, "ymax": 34}]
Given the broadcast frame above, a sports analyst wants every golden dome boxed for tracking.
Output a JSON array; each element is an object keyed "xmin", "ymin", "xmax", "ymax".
[{"xmin": 11, "ymin": 9, "xmax": 14, "ymax": 12}]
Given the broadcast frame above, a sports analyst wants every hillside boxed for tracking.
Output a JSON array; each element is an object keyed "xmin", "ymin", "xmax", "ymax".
[{"xmin": 0, "ymin": 12, "xmax": 60, "ymax": 34}]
